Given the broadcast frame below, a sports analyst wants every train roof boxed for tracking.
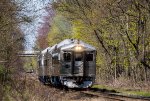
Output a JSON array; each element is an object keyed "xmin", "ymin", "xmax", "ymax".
[
  {"xmin": 40, "ymin": 39, "xmax": 96, "ymax": 55},
  {"xmin": 59, "ymin": 39, "xmax": 96, "ymax": 51},
  {"xmin": 41, "ymin": 47, "xmax": 51, "ymax": 54},
  {"xmin": 57, "ymin": 39, "xmax": 73, "ymax": 49},
  {"xmin": 48, "ymin": 44, "xmax": 57, "ymax": 53}
]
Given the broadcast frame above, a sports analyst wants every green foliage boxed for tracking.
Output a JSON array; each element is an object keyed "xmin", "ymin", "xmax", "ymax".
[
  {"xmin": 47, "ymin": 0, "xmax": 150, "ymax": 85},
  {"xmin": 92, "ymin": 84, "xmax": 150, "ymax": 97},
  {"xmin": 124, "ymin": 91, "xmax": 150, "ymax": 97},
  {"xmin": 0, "ymin": 65, "xmax": 5, "ymax": 75},
  {"xmin": 0, "ymin": 65, "xmax": 5, "ymax": 83},
  {"xmin": 23, "ymin": 57, "xmax": 37, "ymax": 73},
  {"xmin": 47, "ymin": 13, "xmax": 72, "ymax": 46}
]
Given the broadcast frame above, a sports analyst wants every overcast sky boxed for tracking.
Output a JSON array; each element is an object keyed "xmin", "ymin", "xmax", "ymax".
[{"xmin": 20, "ymin": 0, "xmax": 51, "ymax": 50}]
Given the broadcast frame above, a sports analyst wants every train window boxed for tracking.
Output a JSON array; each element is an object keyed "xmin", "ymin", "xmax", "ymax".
[
  {"xmin": 86, "ymin": 53, "xmax": 93, "ymax": 61},
  {"xmin": 75, "ymin": 53, "xmax": 82, "ymax": 61},
  {"xmin": 63, "ymin": 53, "xmax": 71, "ymax": 62}
]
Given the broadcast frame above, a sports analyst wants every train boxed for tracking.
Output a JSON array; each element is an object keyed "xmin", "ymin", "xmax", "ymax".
[{"xmin": 38, "ymin": 39, "xmax": 96, "ymax": 88}]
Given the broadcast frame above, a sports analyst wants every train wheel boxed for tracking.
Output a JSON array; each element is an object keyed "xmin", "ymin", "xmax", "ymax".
[
  {"xmin": 50, "ymin": 76, "xmax": 55, "ymax": 85},
  {"xmin": 50, "ymin": 76, "xmax": 61, "ymax": 86}
]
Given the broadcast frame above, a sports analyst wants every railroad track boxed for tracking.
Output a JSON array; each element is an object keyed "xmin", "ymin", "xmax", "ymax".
[
  {"xmin": 78, "ymin": 88, "xmax": 150, "ymax": 101},
  {"xmin": 78, "ymin": 91, "xmax": 124, "ymax": 101},
  {"xmin": 26, "ymin": 73, "xmax": 150, "ymax": 101},
  {"xmin": 79, "ymin": 91, "xmax": 149, "ymax": 101},
  {"xmin": 63, "ymin": 88, "xmax": 150, "ymax": 101}
]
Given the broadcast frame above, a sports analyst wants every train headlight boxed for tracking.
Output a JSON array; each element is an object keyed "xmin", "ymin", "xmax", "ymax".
[{"xmin": 75, "ymin": 46, "xmax": 82, "ymax": 52}]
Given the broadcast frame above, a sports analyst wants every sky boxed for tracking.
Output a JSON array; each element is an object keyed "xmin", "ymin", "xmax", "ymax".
[{"xmin": 20, "ymin": 0, "xmax": 51, "ymax": 50}]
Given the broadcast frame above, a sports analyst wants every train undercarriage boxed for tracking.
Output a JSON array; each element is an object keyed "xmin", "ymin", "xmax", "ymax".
[{"xmin": 39, "ymin": 76, "xmax": 94, "ymax": 88}]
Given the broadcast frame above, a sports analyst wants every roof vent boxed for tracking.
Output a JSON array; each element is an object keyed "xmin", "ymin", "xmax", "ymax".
[
  {"xmin": 71, "ymin": 39, "xmax": 74, "ymax": 43},
  {"xmin": 74, "ymin": 39, "xmax": 80, "ymax": 44}
]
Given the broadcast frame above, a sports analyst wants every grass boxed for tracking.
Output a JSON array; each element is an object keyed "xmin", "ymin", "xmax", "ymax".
[
  {"xmin": 92, "ymin": 84, "xmax": 113, "ymax": 90},
  {"xmin": 92, "ymin": 84, "xmax": 150, "ymax": 97},
  {"xmin": 122, "ymin": 91, "xmax": 150, "ymax": 97}
]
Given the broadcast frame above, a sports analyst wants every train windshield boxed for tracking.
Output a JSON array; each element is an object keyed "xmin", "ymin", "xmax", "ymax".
[
  {"xmin": 75, "ymin": 53, "xmax": 83, "ymax": 61},
  {"xmin": 63, "ymin": 52, "xmax": 71, "ymax": 62},
  {"xmin": 86, "ymin": 53, "xmax": 93, "ymax": 61}
]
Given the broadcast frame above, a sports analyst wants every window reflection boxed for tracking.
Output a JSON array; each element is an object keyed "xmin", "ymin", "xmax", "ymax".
[{"xmin": 86, "ymin": 53, "xmax": 93, "ymax": 61}]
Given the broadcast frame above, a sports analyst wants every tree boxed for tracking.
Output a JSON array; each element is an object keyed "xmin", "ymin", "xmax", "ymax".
[
  {"xmin": 50, "ymin": 0, "xmax": 150, "ymax": 84},
  {"xmin": 0, "ymin": 0, "xmax": 27, "ymax": 100},
  {"xmin": 36, "ymin": 6, "xmax": 55, "ymax": 50}
]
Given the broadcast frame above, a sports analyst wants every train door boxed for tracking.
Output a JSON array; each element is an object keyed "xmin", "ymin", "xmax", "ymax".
[
  {"xmin": 73, "ymin": 52, "xmax": 84, "ymax": 75},
  {"xmin": 38, "ymin": 55, "xmax": 45, "ymax": 80},
  {"xmin": 61, "ymin": 52, "xmax": 72, "ymax": 75},
  {"xmin": 37, "ymin": 56, "xmax": 42, "ymax": 77},
  {"xmin": 52, "ymin": 55, "xmax": 60, "ymax": 75},
  {"xmin": 84, "ymin": 51, "xmax": 96, "ymax": 76}
]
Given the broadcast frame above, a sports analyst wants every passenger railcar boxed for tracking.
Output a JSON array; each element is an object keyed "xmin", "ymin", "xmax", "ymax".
[{"xmin": 38, "ymin": 39, "xmax": 96, "ymax": 88}]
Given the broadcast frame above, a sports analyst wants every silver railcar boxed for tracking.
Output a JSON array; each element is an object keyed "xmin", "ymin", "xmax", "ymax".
[{"xmin": 38, "ymin": 39, "xmax": 96, "ymax": 88}]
